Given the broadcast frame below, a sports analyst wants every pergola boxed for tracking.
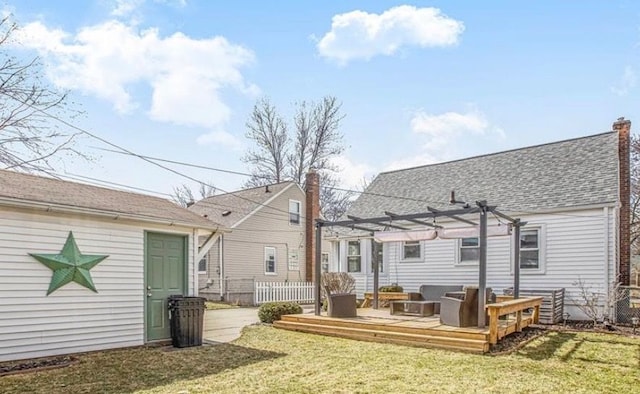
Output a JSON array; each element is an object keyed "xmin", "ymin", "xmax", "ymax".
[{"xmin": 313, "ymin": 200, "xmax": 525, "ymax": 328}]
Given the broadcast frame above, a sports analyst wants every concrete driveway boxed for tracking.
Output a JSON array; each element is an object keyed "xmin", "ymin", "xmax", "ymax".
[{"xmin": 203, "ymin": 308, "xmax": 260, "ymax": 343}]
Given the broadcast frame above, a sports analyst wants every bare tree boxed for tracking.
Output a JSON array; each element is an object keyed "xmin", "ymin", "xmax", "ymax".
[
  {"xmin": 172, "ymin": 181, "xmax": 216, "ymax": 207},
  {"xmin": 242, "ymin": 97, "xmax": 288, "ymax": 187},
  {"xmin": 243, "ymin": 95, "xmax": 353, "ymax": 218},
  {"xmin": 0, "ymin": 17, "xmax": 86, "ymax": 173}
]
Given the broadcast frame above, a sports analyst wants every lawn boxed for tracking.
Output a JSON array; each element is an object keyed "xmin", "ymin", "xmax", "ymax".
[{"xmin": 1, "ymin": 326, "xmax": 638, "ymax": 393}]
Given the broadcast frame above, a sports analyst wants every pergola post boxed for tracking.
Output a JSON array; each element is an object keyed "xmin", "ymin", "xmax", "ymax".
[
  {"xmin": 513, "ymin": 219, "xmax": 521, "ymax": 299},
  {"xmin": 314, "ymin": 222, "xmax": 322, "ymax": 316},
  {"xmin": 478, "ymin": 204, "xmax": 488, "ymax": 327},
  {"xmin": 372, "ymin": 241, "xmax": 380, "ymax": 309}
]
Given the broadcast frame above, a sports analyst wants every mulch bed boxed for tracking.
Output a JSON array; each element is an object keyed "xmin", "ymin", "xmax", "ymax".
[
  {"xmin": 488, "ymin": 320, "xmax": 640, "ymax": 355},
  {"xmin": 0, "ymin": 356, "xmax": 77, "ymax": 377}
]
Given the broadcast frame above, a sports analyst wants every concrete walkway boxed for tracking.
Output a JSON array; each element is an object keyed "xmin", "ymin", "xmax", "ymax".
[{"xmin": 203, "ymin": 308, "xmax": 260, "ymax": 343}]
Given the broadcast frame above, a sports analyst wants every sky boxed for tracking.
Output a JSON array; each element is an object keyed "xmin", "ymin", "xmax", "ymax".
[{"xmin": 4, "ymin": 0, "xmax": 640, "ymax": 200}]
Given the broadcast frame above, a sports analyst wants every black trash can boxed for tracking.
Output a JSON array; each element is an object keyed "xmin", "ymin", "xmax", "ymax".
[{"xmin": 168, "ymin": 295, "xmax": 206, "ymax": 348}]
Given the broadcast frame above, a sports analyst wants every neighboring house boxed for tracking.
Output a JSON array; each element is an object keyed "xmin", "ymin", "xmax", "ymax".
[
  {"xmin": 326, "ymin": 118, "xmax": 632, "ymax": 320},
  {"xmin": 0, "ymin": 169, "xmax": 225, "ymax": 362},
  {"xmin": 189, "ymin": 172, "xmax": 329, "ymax": 304}
]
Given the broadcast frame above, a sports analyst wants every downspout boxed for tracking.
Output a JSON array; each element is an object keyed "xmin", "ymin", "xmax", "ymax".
[
  {"xmin": 604, "ymin": 207, "xmax": 611, "ymax": 318},
  {"xmin": 219, "ymin": 234, "xmax": 224, "ymax": 301},
  {"xmin": 193, "ymin": 229, "xmax": 198, "ymax": 296}
]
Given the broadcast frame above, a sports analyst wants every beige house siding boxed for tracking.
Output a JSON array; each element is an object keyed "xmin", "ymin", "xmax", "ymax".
[
  {"xmin": 0, "ymin": 205, "xmax": 199, "ymax": 362},
  {"xmin": 198, "ymin": 183, "xmax": 335, "ymax": 303}
]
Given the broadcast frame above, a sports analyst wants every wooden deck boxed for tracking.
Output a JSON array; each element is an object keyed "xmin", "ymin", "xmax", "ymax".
[{"xmin": 274, "ymin": 307, "xmax": 536, "ymax": 353}]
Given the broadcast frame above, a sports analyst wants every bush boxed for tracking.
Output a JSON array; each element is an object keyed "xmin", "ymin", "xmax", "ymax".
[
  {"xmin": 379, "ymin": 284, "xmax": 403, "ymax": 293},
  {"xmin": 258, "ymin": 302, "xmax": 303, "ymax": 323}
]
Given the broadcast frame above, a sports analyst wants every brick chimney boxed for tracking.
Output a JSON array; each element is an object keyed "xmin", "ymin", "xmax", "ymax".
[
  {"xmin": 613, "ymin": 117, "xmax": 632, "ymax": 285},
  {"xmin": 305, "ymin": 169, "xmax": 320, "ymax": 282}
]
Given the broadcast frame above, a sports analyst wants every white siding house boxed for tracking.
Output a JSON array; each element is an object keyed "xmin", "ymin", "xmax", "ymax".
[
  {"xmin": 328, "ymin": 120, "xmax": 631, "ymax": 320},
  {"xmin": 190, "ymin": 180, "xmax": 330, "ymax": 304},
  {"xmin": 0, "ymin": 170, "xmax": 225, "ymax": 362}
]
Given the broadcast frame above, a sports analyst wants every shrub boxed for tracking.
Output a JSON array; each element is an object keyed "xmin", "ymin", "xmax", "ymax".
[
  {"xmin": 258, "ymin": 302, "xmax": 303, "ymax": 323},
  {"xmin": 379, "ymin": 284, "xmax": 403, "ymax": 293}
]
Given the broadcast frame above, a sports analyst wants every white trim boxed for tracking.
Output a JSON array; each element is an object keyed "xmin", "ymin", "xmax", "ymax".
[
  {"xmin": 511, "ymin": 225, "xmax": 546, "ymax": 275},
  {"xmin": 400, "ymin": 240, "xmax": 423, "ymax": 262},
  {"xmin": 232, "ymin": 183, "xmax": 297, "ymax": 229},
  {"xmin": 264, "ymin": 246, "xmax": 277, "ymax": 275},
  {"xmin": 288, "ymin": 199, "xmax": 302, "ymax": 226}
]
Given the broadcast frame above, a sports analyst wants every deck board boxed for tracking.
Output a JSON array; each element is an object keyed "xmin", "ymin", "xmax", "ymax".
[{"xmin": 274, "ymin": 308, "xmax": 535, "ymax": 353}]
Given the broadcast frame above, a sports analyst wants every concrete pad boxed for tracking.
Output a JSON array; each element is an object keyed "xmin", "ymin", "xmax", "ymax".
[{"xmin": 203, "ymin": 308, "xmax": 259, "ymax": 343}]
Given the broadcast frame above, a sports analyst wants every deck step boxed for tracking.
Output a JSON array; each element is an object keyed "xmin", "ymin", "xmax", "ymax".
[
  {"xmin": 280, "ymin": 314, "xmax": 488, "ymax": 342},
  {"xmin": 273, "ymin": 320, "xmax": 489, "ymax": 353}
]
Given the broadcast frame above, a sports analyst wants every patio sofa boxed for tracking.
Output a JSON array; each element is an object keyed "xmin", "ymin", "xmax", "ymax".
[
  {"xmin": 415, "ymin": 284, "xmax": 464, "ymax": 314},
  {"xmin": 439, "ymin": 286, "xmax": 496, "ymax": 327}
]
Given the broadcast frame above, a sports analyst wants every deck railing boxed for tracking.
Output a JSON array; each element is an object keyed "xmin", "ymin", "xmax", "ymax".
[
  {"xmin": 254, "ymin": 281, "xmax": 314, "ymax": 305},
  {"xmin": 486, "ymin": 296, "xmax": 543, "ymax": 344}
]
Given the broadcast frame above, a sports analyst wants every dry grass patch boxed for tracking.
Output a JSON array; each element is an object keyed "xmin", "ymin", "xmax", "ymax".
[
  {"xmin": 204, "ymin": 301, "xmax": 238, "ymax": 310},
  {"xmin": 1, "ymin": 327, "xmax": 638, "ymax": 393}
]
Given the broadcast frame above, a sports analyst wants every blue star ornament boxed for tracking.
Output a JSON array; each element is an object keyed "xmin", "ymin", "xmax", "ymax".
[{"xmin": 29, "ymin": 231, "xmax": 109, "ymax": 295}]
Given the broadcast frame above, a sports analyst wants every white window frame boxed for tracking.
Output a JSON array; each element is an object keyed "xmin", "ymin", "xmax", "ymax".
[
  {"xmin": 401, "ymin": 240, "xmax": 422, "ymax": 261},
  {"xmin": 321, "ymin": 252, "xmax": 329, "ymax": 273},
  {"xmin": 198, "ymin": 255, "xmax": 207, "ymax": 274},
  {"xmin": 289, "ymin": 199, "xmax": 301, "ymax": 225},
  {"xmin": 512, "ymin": 225, "xmax": 546, "ymax": 275},
  {"xmin": 347, "ymin": 240, "xmax": 362, "ymax": 273},
  {"xmin": 288, "ymin": 248, "xmax": 300, "ymax": 271},
  {"xmin": 456, "ymin": 237, "xmax": 480, "ymax": 266},
  {"xmin": 264, "ymin": 246, "xmax": 277, "ymax": 275}
]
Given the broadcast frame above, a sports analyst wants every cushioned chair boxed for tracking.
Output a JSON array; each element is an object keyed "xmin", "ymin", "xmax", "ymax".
[
  {"xmin": 439, "ymin": 286, "xmax": 495, "ymax": 327},
  {"xmin": 324, "ymin": 285, "xmax": 357, "ymax": 318},
  {"xmin": 417, "ymin": 284, "xmax": 464, "ymax": 314}
]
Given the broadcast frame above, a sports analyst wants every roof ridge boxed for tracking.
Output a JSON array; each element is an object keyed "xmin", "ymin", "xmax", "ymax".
[
  {"xmin": 200, "ymin": 180, "xmax": 296, "ymax": 200},
  {"xmin": 379, "ymin": 131, "xmax": 616, "ymax": 175}
]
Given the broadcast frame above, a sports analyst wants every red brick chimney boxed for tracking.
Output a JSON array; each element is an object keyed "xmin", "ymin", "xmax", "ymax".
[
  {"xmin": 305, "ymin": 169, "xmax": 320, "ymax": 282},
  {"xmin": 613, "ymin": 117, "xmax": 632, "ymax": 285}
]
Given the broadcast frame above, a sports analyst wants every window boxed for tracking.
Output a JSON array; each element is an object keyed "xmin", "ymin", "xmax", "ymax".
[
  {"xmin": 321, "ymin": 252, "xmax": 329, "ymax": 273},
  {"xmin": 198, "ymin": 256, "xmax": 207, "ymax": 273},
  {"xmin": 265, "ymin": 247, "xmax": 276, "ymax": 274},
  {"xmin": 288, "ymin": 248, "xmax": 300, "ymax": 271},
  {"xmin": 520, "ymin": 229, "xmax": 540, "ymax": 269},
  {"xmin": 371, "ymin": 241, "xmax": 383, "ymax": 273},
  {"xmin": 402, "ymin": 241, "xmax": 421, "ymax": 260},
  {"xmin": 459, "ymin": 237, "xmax": 479, "ymax": 263},
  {"xmin": 289, "ymin": 200, "xmax": 301, "ymax": 225},
  {"xmin": 347, "ymin": 241, "xmax": 361, "ymax": 272}
]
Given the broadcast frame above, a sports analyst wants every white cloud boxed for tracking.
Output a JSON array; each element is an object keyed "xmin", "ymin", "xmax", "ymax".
[
  {"xmin": 330, "ymin": 155, "xmax": 375, "ymax": 189},
  {"xmin": 611, "ymin": 66, "xmax": 637, "ymax": 96},
  {"xmin": 111, "ymin": 0, "xmax": 144, "ymax": 16},
  {"xmin": 410, "ymin": 109, "xmax": 488, "ymax": 150},
  {"xmin": 14, "ymin": 19, "xmax": 256, "ymax": 134},
  {"xmin": 384, "ymin": 108, "xmax": 503, "ymax": 171},
  {"xmin": 317, "ymin": 5, "xmax": 464, "ymax": 64},
  {"xmin": 196, "ymin": 130, "xmax": 243, "ymax": 150}
]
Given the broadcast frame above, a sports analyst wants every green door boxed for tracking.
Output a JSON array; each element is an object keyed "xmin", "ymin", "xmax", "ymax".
[{"xmin": 145, "ymin": 232, "xmax": 187, "ymax": 341}]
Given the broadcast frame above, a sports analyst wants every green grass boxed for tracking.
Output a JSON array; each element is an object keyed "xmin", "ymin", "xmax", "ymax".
[
  {"xmin": 204, "ymin": 301, "xmax": 238, "ymax": 310},
  {"xmin": 1, "ymin": 327, "xmax": 639, "ymax": 393}
]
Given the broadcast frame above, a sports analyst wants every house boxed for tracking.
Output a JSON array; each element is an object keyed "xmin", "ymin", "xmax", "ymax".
[
  {"xmin": 326, "ymin": 118, "xmax": 632, "ymax": 320},
  {"xmin": 189, "ymin": 171, "xmax": 327, "ymax": 304},
  {"xmin": 0, "ymin": 169, "xmax": 226, "ymax": 362}
]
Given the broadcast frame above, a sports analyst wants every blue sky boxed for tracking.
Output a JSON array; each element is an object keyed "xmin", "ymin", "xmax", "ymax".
[{"xmin": 6, "ymin": 0, "xmax": 640, "ymax": 198}]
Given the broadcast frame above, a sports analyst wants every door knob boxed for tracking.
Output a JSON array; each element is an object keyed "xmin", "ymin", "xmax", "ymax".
[
  {"xmin": 147, "ymin": 285, "xmax": 151, "ymax": 290},
  {"xmin": 147, "ymin": 292, "xmax": 152, "ymax": 297}
]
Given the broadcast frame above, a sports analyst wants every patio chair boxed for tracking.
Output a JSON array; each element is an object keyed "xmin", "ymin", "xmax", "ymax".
[
  {"xmin": 324, "ymin": 285, "xmax": 357, "ymax": 318},
  {"xmin": 439, "ymin": 286, "xmax": 495, "ymax": 327}
]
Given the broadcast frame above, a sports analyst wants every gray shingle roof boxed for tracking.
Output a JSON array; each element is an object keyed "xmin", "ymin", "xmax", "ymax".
[
  {"xmin": 0, "ymin": 169, "xmax": 222, "ymax": 229},
  {"xmin": 189, "ymin": 182, "xmax": 295, "ymax": 227},
  {"xmin": 347, "ymin": 132, "xmax": 619, "ymax": 218}
]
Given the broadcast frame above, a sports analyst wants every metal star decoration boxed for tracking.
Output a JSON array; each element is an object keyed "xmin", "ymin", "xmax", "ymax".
[{"xmin": 29, "ymin": 231, "xmax": 109, "ymax": 295}]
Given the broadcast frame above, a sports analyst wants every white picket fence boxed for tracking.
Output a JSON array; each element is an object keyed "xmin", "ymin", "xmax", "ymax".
[{"xmin": 254, "ymin": 281, "xmax": 315, "ymax": 305}]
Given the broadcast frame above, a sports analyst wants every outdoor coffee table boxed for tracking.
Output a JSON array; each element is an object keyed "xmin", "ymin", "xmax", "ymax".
[{"xmin": 390, "ymin": 300, "xmax": 436, "ymax": 317}]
